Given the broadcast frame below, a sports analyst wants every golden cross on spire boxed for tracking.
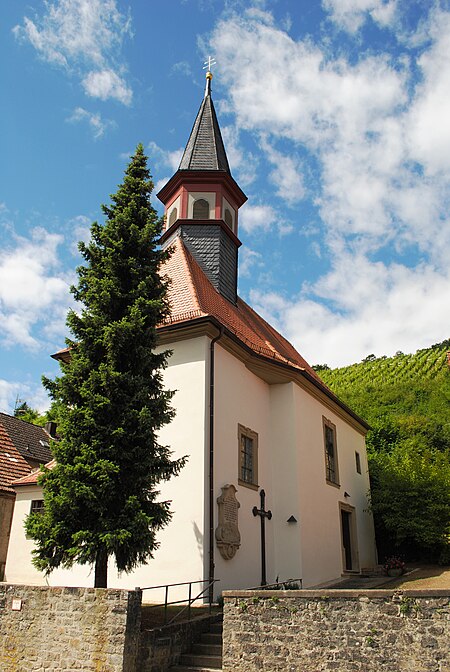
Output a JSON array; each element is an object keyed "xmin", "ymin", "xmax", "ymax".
[{"xmin": 203, "ymin": 56, "xmax": 216, "ymax": 97}]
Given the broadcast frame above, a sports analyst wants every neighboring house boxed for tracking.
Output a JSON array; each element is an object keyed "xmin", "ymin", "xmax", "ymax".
[
  {"xmin": 0, "ymin": 413, "xmax": 53, "ymax": 580},
  {"xmin": 5, "ymin": 72, "xmax": 377, "ymax": 595}
]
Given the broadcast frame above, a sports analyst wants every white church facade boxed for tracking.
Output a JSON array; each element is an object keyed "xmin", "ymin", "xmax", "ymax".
[{"xmin": 5, "ymin": 71, "xmax": 377, "ymax": 597}]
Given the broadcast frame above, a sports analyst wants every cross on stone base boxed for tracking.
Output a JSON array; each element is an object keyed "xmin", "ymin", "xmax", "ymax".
[{"xmin": 252, "ymin": 489, "xmax": 272, "ymax": 586}]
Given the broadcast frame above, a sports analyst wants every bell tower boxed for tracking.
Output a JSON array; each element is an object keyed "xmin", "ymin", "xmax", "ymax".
[{"xmin": 158, "ymin": 62, "xmax": 247, "ymax": 304}]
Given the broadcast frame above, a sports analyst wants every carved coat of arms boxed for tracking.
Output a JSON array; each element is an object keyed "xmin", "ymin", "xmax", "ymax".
[{"xmin": 215, "ymin": 484, "xmax": 241, "ymax": 560}]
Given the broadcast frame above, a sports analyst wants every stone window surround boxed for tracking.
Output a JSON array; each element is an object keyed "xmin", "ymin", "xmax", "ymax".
[
  {"xmin": 187, "ymin": 191, "xmax": 216, "ymax": 220},
  {"xmin": 238, "ymin": 423, "xmax": 258, "ymax": 491},
  {"xmin": 323, "ymin": 416, "xmax": 340, "ymax": 487}
]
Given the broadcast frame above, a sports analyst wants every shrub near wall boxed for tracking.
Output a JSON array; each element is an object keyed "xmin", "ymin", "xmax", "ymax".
[
  {"xmin": 222, "ymin": 589, "xmax": 450, "ymax": 672},
  {"xmin": 0, "ymin": 584, "xmax": 142, "ymax": 672}
]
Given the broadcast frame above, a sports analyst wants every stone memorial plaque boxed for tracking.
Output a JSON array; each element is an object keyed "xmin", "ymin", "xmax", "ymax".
[{"xmin": 215, "ymin": 484, "xmax": 241, "ymax": 560}]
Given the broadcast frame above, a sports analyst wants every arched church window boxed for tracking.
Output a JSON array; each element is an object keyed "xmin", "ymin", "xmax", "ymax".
[
  {"xmin": 169, "ymin": 207, "xmax": 178, "ymax": 227},
  {"xmin": 224, "ymin": 209, "xmax": 233, "ymax": 229},
  {"xmin": 193, "ymin": 198, "xmax": 210, "ymax": 219}
]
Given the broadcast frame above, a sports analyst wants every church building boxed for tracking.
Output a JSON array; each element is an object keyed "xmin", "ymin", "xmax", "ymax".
[{"xmin": 5, "ymin": 69, "xmax": 377, "ymax": 596}]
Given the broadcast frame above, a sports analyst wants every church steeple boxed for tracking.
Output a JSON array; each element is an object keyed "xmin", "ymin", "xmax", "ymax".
[
  {"xmin": 158, "ymin": 61, "xmax": 247, "ymax": 304},
  {"xmin": 179, "ymin": 69, "xmax": 230, "ymax": 173}
]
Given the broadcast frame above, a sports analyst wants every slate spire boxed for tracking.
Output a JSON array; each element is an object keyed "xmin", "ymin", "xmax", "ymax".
[
  {"xmin": 158, "ymin": 62, "xmax": 247, "ymax": 305},
  {"xmin": 179, "ymin": 70, "xmax": 231, "ymax": 173}
]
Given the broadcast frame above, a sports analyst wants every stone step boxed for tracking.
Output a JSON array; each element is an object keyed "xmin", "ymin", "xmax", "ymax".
[
  {"xmin": 209, "ymin": 623, "xmax": 223, "ymax": 634},
  {"xmin": 192, "ymin": 642, "xmax": 222, "ymax": 656},
  {"xmin": 178, "ymin": 653, "xmax": 222, "ymax": 669},
  {"xmin": 200, "ymin": 632, "xmax": 222, "ymax": 645}
]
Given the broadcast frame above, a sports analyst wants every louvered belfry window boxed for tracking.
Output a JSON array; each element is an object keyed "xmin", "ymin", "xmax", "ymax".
[
  {"xmin": 193, "ymin": 198, "xmax": 209, "ymax": 219},
  {"xmin": 169, "ymin": 207, "xmax": 178, "ymax": 227}
]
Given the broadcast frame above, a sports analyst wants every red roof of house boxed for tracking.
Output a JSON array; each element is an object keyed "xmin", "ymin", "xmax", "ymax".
[
  {"xmin": 161, "ymin": 237, "xmax": 324, "ymax": 383},
  {"xmin": 0, "ymin": 413, "xmax": 53, "ymax": 465},
  {"xmin": 0, "ymin": 422, "xmax": 32, "ymax": 494},
  {"xmin": 12, "ymin": 459, "xmax": 56, "ymax": 487}
]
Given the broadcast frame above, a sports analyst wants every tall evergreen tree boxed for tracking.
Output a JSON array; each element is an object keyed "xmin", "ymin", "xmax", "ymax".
[{"xmin": 26, "ymin": 145, "xmax": 185, "ymax": 587}]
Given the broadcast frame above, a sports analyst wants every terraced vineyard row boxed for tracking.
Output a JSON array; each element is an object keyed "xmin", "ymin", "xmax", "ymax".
[{"xmin": 317, "ymin": 339, "xmax": 450, "ymax": 394}]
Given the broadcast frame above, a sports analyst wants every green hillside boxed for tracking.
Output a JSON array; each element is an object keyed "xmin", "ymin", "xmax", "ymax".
[
  {"xmin": 315, "ymin": 340, "xmax": 450, "ymax": 564},
  {"xmin": 317, "ymin": 339, "xmax": 449, "ymax": 420}
]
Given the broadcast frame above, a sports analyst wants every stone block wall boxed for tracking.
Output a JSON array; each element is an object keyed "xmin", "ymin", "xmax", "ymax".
[
  {"xmin": 222, "ymin": 589, "xmax": 450, "ymax": 672},
  {"xmin": 0, "ymin": 583, "xmax": 142, "ymax": 672}
]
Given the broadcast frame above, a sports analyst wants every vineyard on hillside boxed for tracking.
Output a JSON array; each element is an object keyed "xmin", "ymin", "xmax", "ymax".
[
  {"xmin": 315, "ymin": 339, "xmax": 450, "ymax": 564},
  {"xmin": 316, "ymin": 339, "xmax": 450, "ymax": 396}
]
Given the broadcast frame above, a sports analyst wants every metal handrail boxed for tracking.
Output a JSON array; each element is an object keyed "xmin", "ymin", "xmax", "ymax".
[
  {"xmin": 136, "ymin": 578, "xmax": 220, "ymax": 625},
  {"xmin": 250, "ymin": 577, "xmax": 303, "ymax": 590}
]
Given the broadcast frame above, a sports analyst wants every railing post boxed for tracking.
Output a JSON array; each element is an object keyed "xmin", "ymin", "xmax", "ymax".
[
  {"xmin": 164, "ymin": 585, "xmax": 169, "ymax": 624},
  {"xmin": 188, "ymin": 583, "xmax": 192, "ymax": 621}
]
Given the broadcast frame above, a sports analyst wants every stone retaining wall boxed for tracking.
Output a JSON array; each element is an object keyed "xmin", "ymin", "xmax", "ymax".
[
  {"xmin": 0, "ymin": 583, "xmax": 142, "ymax": 672},
  {"xmin": 222, "ymin": 589, "xmax": 450, "ymax": 672}
]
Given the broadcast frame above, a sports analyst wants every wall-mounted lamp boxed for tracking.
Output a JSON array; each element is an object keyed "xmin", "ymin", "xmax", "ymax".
[
  {"xmin": 287, "ymin": 515, "xmax": 297, "ymax": 523},
  {"xmin": 344, "ymin": 492, "xmax": 351, "ymax": 498}
]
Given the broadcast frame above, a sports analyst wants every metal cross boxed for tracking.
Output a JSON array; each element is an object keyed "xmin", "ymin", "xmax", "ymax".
[
  {"xmin": 203, "ymin": 56, "xmax": 216, "ymax": 72},
  {"xmin": 252, "ymin": 489, "xmax": 272, "ymax": 586}
]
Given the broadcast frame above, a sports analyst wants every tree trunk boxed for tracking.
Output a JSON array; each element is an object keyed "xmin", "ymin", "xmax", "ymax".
[{"xmin": 94, "ymin": 548, "xmax": 108, "ymax": 588}]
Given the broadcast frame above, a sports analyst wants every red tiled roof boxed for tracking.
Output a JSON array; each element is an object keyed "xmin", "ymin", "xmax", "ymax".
[
  {"xmin": 0, "ymin": 422, "xmax": 32, "ymax": 494},
  {"xmin": 161, "ymin": 238, "xmax": 324, "ymax": 383},
  {"xmin": 0, "ymin": 413, "xmax": 53, "ymax": 465},
  {"xmin": 12, "ymin": 459, "xmax": 56, "ymax": 487}
]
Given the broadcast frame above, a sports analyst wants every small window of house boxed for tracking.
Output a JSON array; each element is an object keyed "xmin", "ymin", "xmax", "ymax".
[
  {"xmin": 169, "ymin": 207, "xmax": 178, "ymax": 227},
  {"xmin": 323, "ymin": 418, "xmax": 339, "ymax": 486},
  {"xmin": 193, "ymin": 198, "xmax": 210, "ymax": 219},
  {"xmin": 355, "ymin": 451, "xmax": 361, "ymax": 474},
  {"xmin": 238, "ymin": 424, "xmax": 258, "ymax": 490},
  {"xmin": 30, "ymin": 500, "xmax": 45, "ymax": 515},
  {"xmin": 224, "ymin": 208, "xmax": 233, "ymax": 229}
]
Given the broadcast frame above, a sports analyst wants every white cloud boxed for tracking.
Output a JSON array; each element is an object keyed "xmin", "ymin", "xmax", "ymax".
[
  {"xmin": 260, "ymin": 137, "xmax": 305, "ymax": 205},
  {"xmin": 406, "ymin": 10, "xmax": 450, "ymax": 176},
  {"xmin": 0, "ymin": 227, "xmax": 71, "ymax": 349},
  {"xmin": 171, "ymin": 61, "xmax": 192, "ymax": 77},
  {"xmin": 250, "ymin": 255, "xmax": 450, "ymax": 367},
  {"xmin": 323, "ymin": 0, "xmax": 397, "ymax": 33},
  {"xmin": 211, "ymin": 11, "xmax": 450, "ymax": 260},
  {"xmin": 14, "ymin": 0, "xmax": 132, "ymax": 104},
  {"xmin": 67, "ymin": 107, "xmax": 115, "ymax": 138},
  {"xmin": 67, "ymin": 214, "xmax": 91, "ymax": 254},
  {"xmin": 0, "ymin": 380, "xmax": 20, "ymax": 415},
  {"xmin": 221, "ymin": 125, "xmax": 258, "ymax": 186},
  {"xmin": 0, "ymin": 379, "xmax": 51, "ymax": 415},
  {"xmin": 147, "ymin": 141, "xmax": 185, "ymax": 197},
  {"xmin": 148, "ymin": 141, "xmax": 184, "ymax": 174},
  {"xmin": 82, "ymin": 69, "xmax": 132, "ymax": 105},
  {"xmin": 239, "ymin": 203, "xmax": 277, "ymax": 234},
  {"xmin": 210, "ymin": 7, "xmax": 450, "ymax": 364},
  {"xmin": 239, "ymin": 247, "xmax": 263, "ymax": 278},
  {"xmin": 239, "ymin": 202, "xmax": 293, "ymax": 237}
]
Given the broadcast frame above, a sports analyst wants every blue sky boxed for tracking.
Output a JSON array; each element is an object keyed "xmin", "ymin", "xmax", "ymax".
[{"xmin": 1, "ymin": 0, "xmax": 450, "ymax": 413}]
